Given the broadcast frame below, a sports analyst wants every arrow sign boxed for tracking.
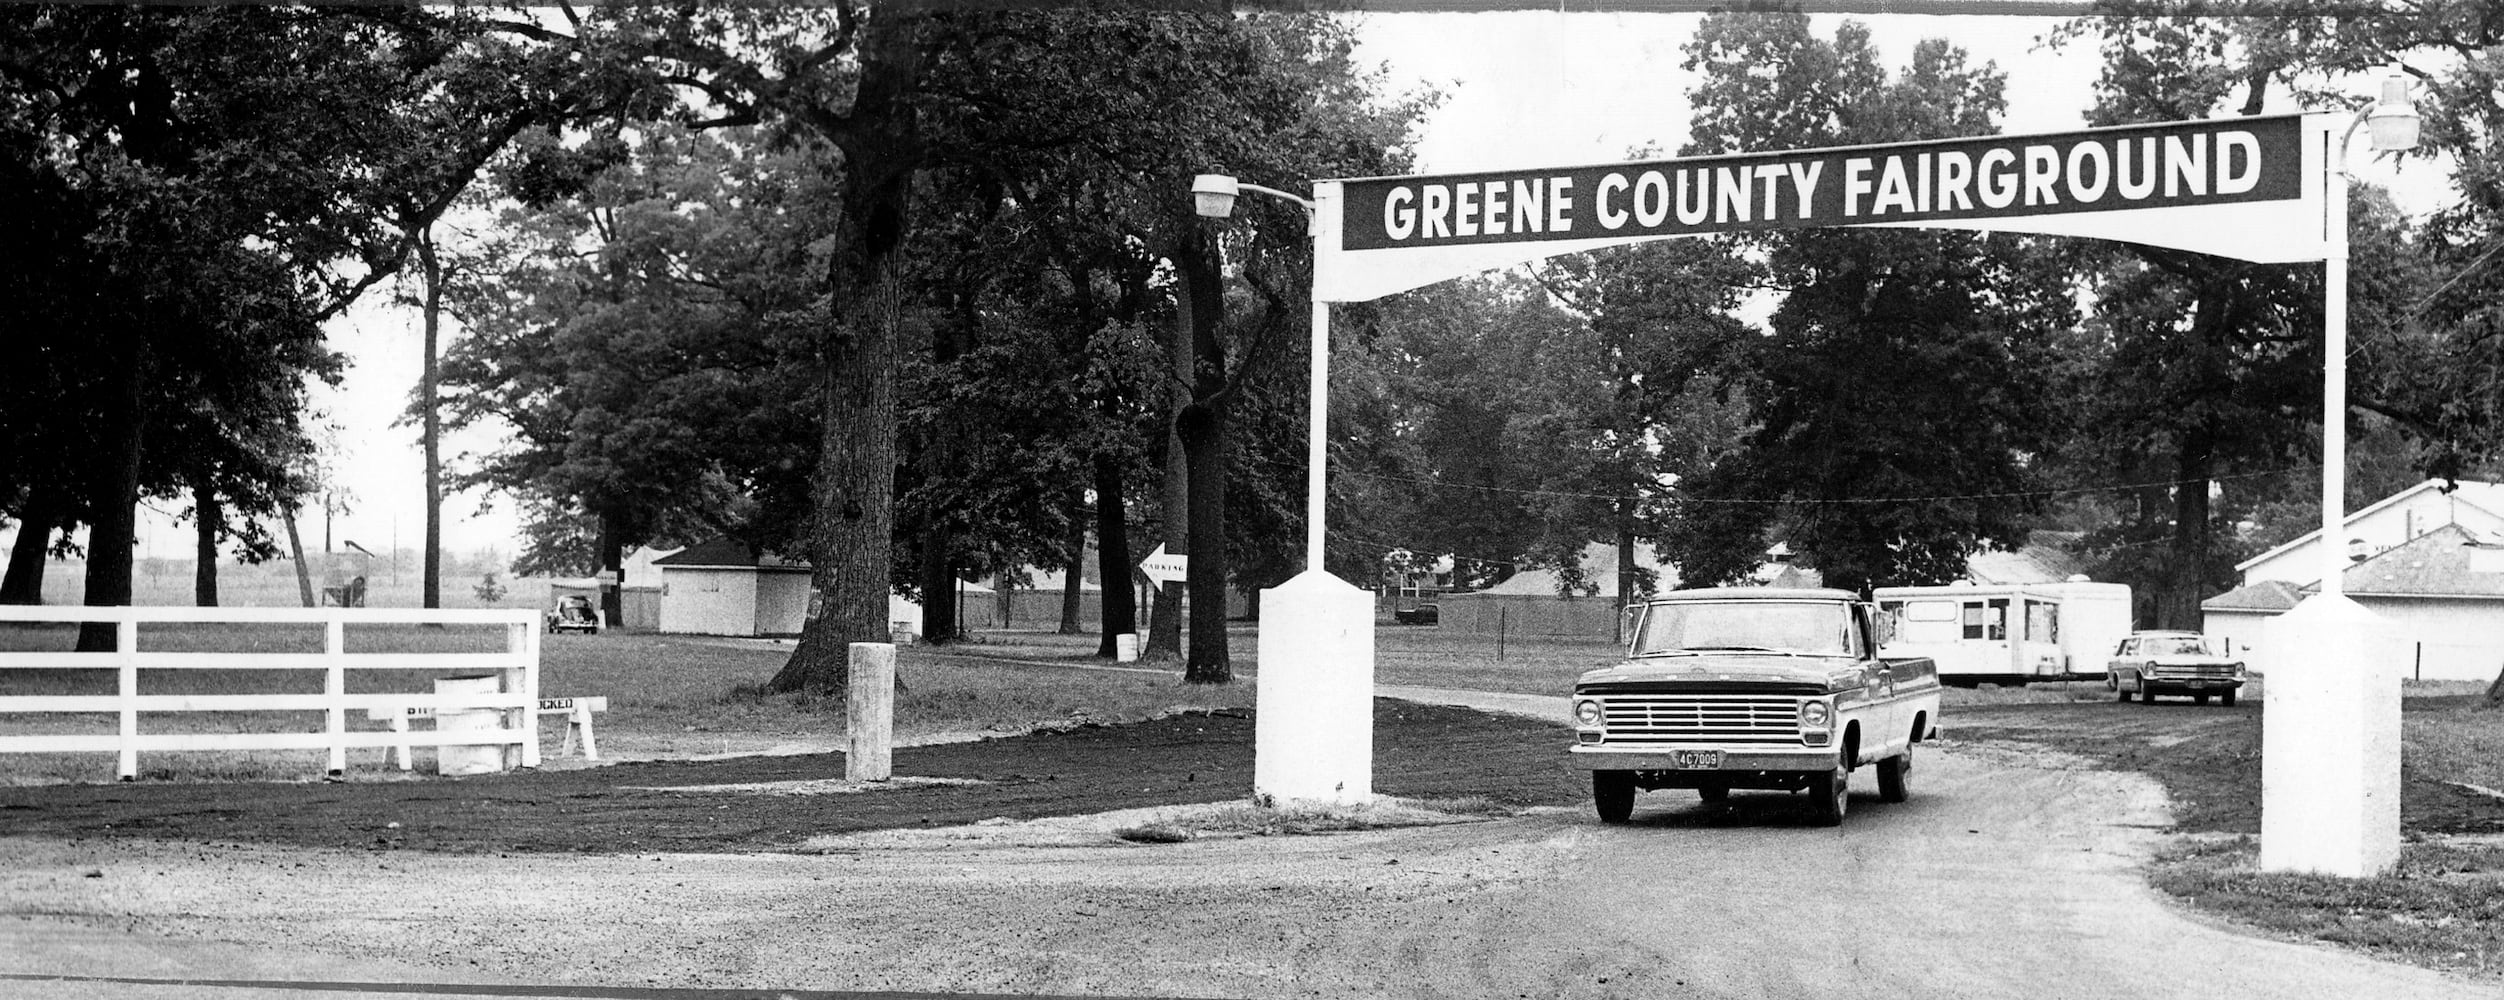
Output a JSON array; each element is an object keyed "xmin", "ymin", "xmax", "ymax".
[{"xmin": 1139, "ymin": 544, "xmax": 1189, "ymax": 588}]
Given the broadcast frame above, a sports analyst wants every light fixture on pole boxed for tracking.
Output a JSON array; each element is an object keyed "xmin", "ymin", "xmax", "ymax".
[
  {"xmin": 1191, "ymin": 172, "xmax": 1327, "ymax": 573},
  {"xmin": 1190, "ymin": 170, "xmax": 1374, "ymax": 807},
  {"xmin": 2317, "ymin": 74, "xmax": 2420, "ymax": 598},
  {"xmin": 2263, "ymin": 72, "xmax": 2419, "ymax": 879}
]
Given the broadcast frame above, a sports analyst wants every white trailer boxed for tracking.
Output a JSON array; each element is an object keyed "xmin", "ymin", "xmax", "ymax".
[{"xmin": 1876, "ymin": 581, "xmax": 2133, "ymax": 686}]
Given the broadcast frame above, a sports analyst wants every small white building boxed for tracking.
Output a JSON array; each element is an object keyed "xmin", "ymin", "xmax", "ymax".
[
  {"xmin": 2205, "ymin": 525, "xmax": 2504, "ymax": 683},
  {"xmin": 2235, "ymin": 479, "xmax": 2504, "ymax": 586},
  {"xmin": 654, "ymin": 538, "xmax": 814, "ymax": 637}
]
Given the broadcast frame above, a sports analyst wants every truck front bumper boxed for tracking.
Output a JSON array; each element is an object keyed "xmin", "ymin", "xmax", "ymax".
[{"xmin": 1565, "ymin": 744, "xmax": 1837, "ymax": 772}]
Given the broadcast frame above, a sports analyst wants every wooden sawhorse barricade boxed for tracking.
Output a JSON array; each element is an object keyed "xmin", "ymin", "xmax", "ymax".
[{"xmin": 370, "ymin": 696, "xmax": 607, "ymax": 770}]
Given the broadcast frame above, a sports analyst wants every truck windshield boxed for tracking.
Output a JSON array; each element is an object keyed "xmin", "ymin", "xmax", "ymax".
[{"xmin": 1635, "ymin": 601, "xmax": 1853, "ymax": 657}]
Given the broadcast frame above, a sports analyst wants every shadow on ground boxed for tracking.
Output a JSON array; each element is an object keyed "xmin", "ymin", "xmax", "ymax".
[{"xmin": 0, "ymin": 701, "xmax": 1585, "ymax": 853}]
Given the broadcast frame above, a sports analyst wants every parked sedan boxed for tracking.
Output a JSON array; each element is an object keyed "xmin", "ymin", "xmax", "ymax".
[{"xmin": 2107, "ymin": 631, "xmax": 2245, "ymax": 706}]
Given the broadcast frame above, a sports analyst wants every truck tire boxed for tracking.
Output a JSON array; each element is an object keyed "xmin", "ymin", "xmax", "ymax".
[
  {"xmin": 1810, "ymin": 765, "xmax": 1848, "ymax": 827},
  {"xmin": 1593, "ymin": 771, "xmax": 1635, "ymax": 824},
  {"xmin": 2111, "ymin": 675, "xmax": 2131, "ymax": 702},
  {"xmin": 2222, "ymin": 690, "xmax": 2239, "ymax": 708},
  {"xmin": 1878, "ymin": 747, "xmax": 1913, "ymax": 803}
]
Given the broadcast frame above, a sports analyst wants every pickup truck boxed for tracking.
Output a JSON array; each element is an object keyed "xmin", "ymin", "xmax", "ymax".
[{"xmin": 1566, "ymin": 587, "xmax": 1941, "ymax": 826}]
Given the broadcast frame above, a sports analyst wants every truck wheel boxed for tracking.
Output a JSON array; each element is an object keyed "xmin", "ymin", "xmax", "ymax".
[
  {"xmin": 1878, "ymin": 748, "xmax": 1913, "ymax": 803},
  {"xmin": 2222, "ymin": 690, "xmax": 2239, "ymax": 708},
  {"xmin": 1592, "ymin": 771, "xmax": 1635, "ymax": 824},
  {"xmin": 1810, "ymin": 766, "xmax": 1848, "ymax": 827},
  {"xmin": 2112, "ymin": 675, "xmax": 2131, "ymax": 702},
  {"xmin": 1697, "ymin": 785, "xmax": 1729, "ymax": 803},
  {"xmin": 2194, "ymin": 692, "xmax": 2212, "ymax": 705}
]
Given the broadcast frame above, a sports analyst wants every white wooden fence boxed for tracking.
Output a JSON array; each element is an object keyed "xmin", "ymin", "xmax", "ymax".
[{"xmin": 0, "ymin": 605, "xmax": 541, "ymax": 781}]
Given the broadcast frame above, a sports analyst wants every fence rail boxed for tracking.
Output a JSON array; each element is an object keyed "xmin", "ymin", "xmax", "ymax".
[{"xmin": 0, "ymin": 605, "xmax": 541, "ymax": 780}]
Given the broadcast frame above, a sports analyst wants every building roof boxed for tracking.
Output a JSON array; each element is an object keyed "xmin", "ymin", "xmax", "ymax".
[
  {"xmin": 2341, "ymin": 524, "xmax": 2504, "ymax": 599},
  {"xmin": 1965, "ymin": 531, "xmax": 2086, "ymax": 585},
  {"xmin": 2209, "ymin": 524, "xmax": 2504, "ymax": 608},
  {"xmin": 2235, "ymin": 479, "xmax": 2504, "ymax": 572},
  {"xmin": 651, "ymin": 537, "xmax": 811, "ymax": 572},
  {"xmin": 1477, "ymin": 541, "xmax": 1677, "ymax": 597},
  {"xmin": 2200, "ymin": 579, "xmax": 2307, "ymax": 613}
]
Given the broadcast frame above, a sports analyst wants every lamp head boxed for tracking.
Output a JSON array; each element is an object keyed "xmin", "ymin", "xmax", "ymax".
[
  {"xmin": 1192, "ymin": 174, "xmax": 1240, "ymax": 218},
  {"xmin": 2366, "ymin": 75, "xmax": 2420, "ymax": 152}
]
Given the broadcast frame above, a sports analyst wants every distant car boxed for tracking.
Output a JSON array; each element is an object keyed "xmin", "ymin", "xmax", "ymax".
[
  {"xmin": 2107, "ymin": 631, "xmax": 2244, "ymax": 706},
  {"xmin": 546, "ymin": 595, "xmax": 602, "ymax": 635}
]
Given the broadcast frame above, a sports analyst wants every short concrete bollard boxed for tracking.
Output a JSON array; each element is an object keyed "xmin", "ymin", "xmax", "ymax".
[
  {"xmin": 847, "ymin": 642, "xmax": 895, "ymax": 782},
  {"xmin": 434, "ymin": 674, "xmax": 505, "ymax": 777}
]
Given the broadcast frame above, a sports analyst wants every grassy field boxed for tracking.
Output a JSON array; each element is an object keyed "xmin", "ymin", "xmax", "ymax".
[{"xmin": 0, "ymin": 623, "xmax": 1250, "ymax": 784}]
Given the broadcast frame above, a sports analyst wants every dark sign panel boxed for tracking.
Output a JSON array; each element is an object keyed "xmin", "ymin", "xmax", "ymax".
[{"xmin": 1339, "ymin": 115, "xmax": 2304, "ymax": 251}]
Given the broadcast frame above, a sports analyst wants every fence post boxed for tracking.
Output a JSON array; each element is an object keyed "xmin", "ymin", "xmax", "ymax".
[
  {"xmin": 513, "ymin": 620, "xmax": 542, "ymax": 769},
  {"xmin": 847, "ymin": 642, "xmax": 896, "ymax": 781},
  {"xmin": 1498, "ymin": 607, "xmax": 1508, "ymax": 662},
  {"xmin": 324, "ymin": 616, "xmax": 347, "ymax": 777},
  {"xmin": 117, "ymin": 614, "xmax": 139, "ymax": 781}
]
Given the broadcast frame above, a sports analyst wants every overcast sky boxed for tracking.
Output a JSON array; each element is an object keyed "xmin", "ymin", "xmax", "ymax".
[{"xmin": 24, "ymin": 8, "xmax": 2450, "ymax": 567}]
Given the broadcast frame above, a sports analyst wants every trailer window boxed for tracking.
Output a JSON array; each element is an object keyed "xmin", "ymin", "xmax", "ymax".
[
  {"xmin": 2026, "ymin": 601, "xmax": 2058, "ymax": 642},
  {"xmin": 1962, "ymin": 600, "xmax": 2008, "ymax": 640}
]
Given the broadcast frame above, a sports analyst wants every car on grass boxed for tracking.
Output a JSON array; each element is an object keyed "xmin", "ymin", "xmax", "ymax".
[
  {"xmin": 1566, "ymin": 588, "xmax": 1941, "ymax": 827},
  {"xmin": 2107, "ymin": 630, "xmax": 2244, "ymax": 705}
]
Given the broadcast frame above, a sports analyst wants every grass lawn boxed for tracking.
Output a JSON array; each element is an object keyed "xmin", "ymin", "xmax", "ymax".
[{"xmin": 0, "ymin": 623, "xmax": 1249, "ymax": 784}]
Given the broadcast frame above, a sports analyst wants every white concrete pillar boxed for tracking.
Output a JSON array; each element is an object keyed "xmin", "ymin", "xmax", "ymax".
[
  {"xmin": 1254, "ymin": 570, "xmax": 1375, "ymax": 805},
  {"xmin": 2260, "ymin": 593, "xmax": 2401, "ymax": 876},
  {"xmin": 847, "ymin": 642, "xmax": 896, "ymax": 782}
]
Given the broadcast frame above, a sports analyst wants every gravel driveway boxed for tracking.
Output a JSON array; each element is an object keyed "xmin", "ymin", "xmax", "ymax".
[{"xmin": 1, "ymin": 689, "xmax": 2494, "ymax": 1000}]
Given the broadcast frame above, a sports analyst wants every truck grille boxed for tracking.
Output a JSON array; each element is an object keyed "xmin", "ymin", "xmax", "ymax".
[{"xmin": 1600, "ymin": 695, "xmax": 1802, "ymax": 745}]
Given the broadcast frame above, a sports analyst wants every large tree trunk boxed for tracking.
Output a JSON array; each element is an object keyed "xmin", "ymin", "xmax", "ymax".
[
  {"xmin": 768, "ymin": 13, "xmax": 931, "ymax": 693},
  {"xmin": 2161, "ymin": 430, "xmax": 2215, "ymax": 630},
  {"xmin": 1145, "ymin": 273, "xmax": 1194, "ymax": 660},
  {"xmin": 918, "ymin": 513, "xmax": 957, "ymax": 644},
  {"xmin": 78, "ymin": 350, "xmax": 149, "ymax": 651},
  {"xmin": 1175, "ymin": 221, "xmax": 1231, "ymax": 683},
  {"xmin": 596, "ymin": 506, "xmax": 624, "ymax": 628},
  {"xmin": 1058, "ymin": 488, "xmax": 1086, "ymax": 634},
  {"xmin": 284, "ymin": 509, "xmax": 315, "ymax": 607},
  {"xmin": 417, "ymin": 226, "xmax": 444, "ymax": 610},
  {"xmin": 1092, "ymin": 453, "xmax": 1136, "ymax": 658},
  {"xmin": 192, "ymin": 474, "xmax": 220, "ymax": 607},
  {"xmin": 1, "ymin": 484, "xmax": 64, "ymax": 605}
]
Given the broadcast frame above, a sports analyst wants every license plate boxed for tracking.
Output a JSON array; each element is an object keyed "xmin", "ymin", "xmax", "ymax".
[{"xmin": 1671, "ymin": 750, "xmax": 1723, "ymax": 769}]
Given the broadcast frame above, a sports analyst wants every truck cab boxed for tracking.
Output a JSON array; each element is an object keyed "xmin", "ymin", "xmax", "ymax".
[{"xmin": 1567, "ymin": 588, "xmax": 1941, "ymax": 826}]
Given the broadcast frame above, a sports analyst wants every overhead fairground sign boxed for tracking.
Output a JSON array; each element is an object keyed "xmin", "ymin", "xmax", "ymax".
[{"xmin": 1310, "ymin": 113, "xmax": 2334, "ymax": 302}]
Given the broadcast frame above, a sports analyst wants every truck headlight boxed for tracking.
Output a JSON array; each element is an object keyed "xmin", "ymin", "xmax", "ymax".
[
  {"xmin": 1799, "ymin": 700, "xmax": 1832, "ymax": 729},
  {"xmin": 1574, "ymin": 699, "xmax": 1604, "ymax": 727}
]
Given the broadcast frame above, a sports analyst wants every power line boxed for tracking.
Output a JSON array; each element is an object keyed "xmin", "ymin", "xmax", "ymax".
[{"xmin": 1336, "ymin": 464, "xmax": 2322, "ymax": 506}]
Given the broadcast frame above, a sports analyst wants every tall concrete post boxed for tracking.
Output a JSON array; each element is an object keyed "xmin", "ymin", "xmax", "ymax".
[
  {"xmin": 2260, "ymin": 594, "xmax": 2400, "ymax": 876},
  {"xmin": 1254, "ymin": 570, "xmax": 1374, "ymax": 806}
]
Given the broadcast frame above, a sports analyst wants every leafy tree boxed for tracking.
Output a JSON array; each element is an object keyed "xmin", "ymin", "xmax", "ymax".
[
  {"xmin": 1661, "ymin": 14, "xmax": 2076, "ymax": 593},
  {"xmin": 442, "ymin": 124, "xmax": 821, "ymax": 617},
  {"xmin": 2043, "ymin": 2, "xmax": 2465, "ymax": 623}
]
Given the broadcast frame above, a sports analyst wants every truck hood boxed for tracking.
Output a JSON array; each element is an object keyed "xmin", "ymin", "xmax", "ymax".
[{"xmin": 1574, "ymin": 653, "xmax": 1866, "ymax": 695}]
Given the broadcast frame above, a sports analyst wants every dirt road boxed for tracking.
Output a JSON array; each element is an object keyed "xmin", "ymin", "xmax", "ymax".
[{"xmin": 1, "ymin": 692, "xmax": 2494, "ymax": 999}]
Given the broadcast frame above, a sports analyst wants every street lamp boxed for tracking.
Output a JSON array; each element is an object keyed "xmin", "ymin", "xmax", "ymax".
[
  {"xmin": 1193, "ymin": 173, "xmax": 1329, "ymax": 575},
  {"xmin": 2265, "ymin": 72, "xmax": 2419, "ymax": 879},
  {"xmin": 2318, "ymin": 75, "xmax": 2420, "ymax": 597},
  {"xmin": 1192, "ymin": 172, "xmax": 1373, "ymax": 807}
]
